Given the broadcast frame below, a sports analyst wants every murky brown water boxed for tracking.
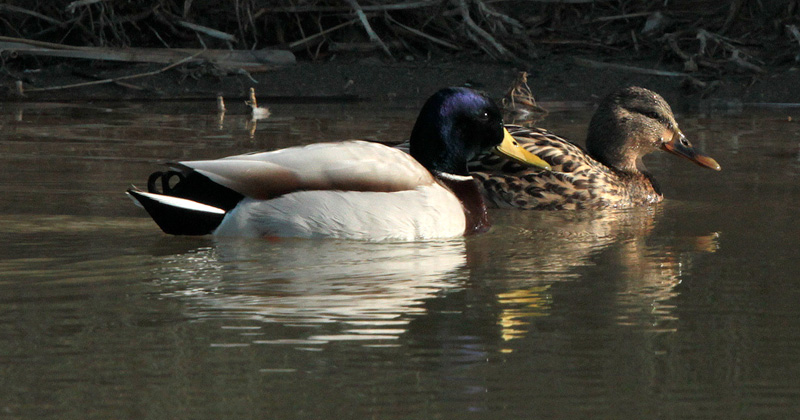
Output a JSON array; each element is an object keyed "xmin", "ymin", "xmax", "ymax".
[{"xmin": 1, "ymin": 98, "xmax": 800, "ymax": 419}]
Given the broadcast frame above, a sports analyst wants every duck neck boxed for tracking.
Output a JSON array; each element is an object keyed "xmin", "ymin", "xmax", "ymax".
[
  {"xmin": 632, "ymin": 158, "xmax": 660, "ymax": 194},
  {"xmin": 586, "ymin": 105, "xmax": 646, "ymax": 175},
  {"xmin": 587, "ymin": 131, "xmax": 662, "ymax": 200},
  {"xmin": 616, "ymin": 165, "xmax": 663, "ymax": 202},
  {"xmin": 435, "ymin": 172, "xmax": 490, "ymax": 235},
  {"xmin": 587, "ymin": 132, "xmax": 640, "ymax": 175}
]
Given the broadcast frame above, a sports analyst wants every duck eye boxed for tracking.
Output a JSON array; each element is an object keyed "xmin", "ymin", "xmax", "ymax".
[{"xmin": 680, "ymin": 137, "xmax": 690, "ymax": 147}]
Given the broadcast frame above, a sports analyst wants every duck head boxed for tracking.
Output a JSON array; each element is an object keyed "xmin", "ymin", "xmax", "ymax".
[
  {"xmin": 410, "ymin": 87, "xmax": 549, "ymax": 176},
  {"xmin": 586, "ymin": 86, "xmax": 721, "ymax": 174}
]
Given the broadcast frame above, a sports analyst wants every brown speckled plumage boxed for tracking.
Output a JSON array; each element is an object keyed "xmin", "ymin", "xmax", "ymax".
[
  {"xmin": 471, "ymin": 126, "xmax": 662, "ymax": 210},
  {"xmin": 470, "ymin": 87, "xmax": 721, "ymax": 210}
]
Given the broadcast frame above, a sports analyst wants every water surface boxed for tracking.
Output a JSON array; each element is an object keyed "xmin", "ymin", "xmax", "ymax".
[{"xmin": 1, "ymin": 98, "xmax": 799, "ymax": 419}]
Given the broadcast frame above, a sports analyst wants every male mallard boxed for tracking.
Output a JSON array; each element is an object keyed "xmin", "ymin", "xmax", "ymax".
[
  {"xmin": 127, "ymin": 87, "xmax": 548, "ymax": 241},
  {"xmin": 471, "ymin": 86, "xmax": 721, "ymax": 210}
]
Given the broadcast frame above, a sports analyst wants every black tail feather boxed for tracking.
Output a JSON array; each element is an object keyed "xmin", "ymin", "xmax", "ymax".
[
  {"xmin": 147, "ymin": 170, "xmax": 243, "ymax": 212},
  {"xmin": 128, "ymin": 189, "xmax": 226, "ymax": 236}
]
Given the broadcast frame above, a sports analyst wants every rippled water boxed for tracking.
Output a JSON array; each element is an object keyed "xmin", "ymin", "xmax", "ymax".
[{"xmin": 1, "ymin": 98, "xmax": 800, "ymax": 419}]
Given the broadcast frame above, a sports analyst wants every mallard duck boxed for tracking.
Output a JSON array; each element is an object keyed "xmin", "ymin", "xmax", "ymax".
[
  {"xmin": 127, "ymin": 87, "xmax": 549, "ymax": 241},
  {"xmin": 471, "ymin": 86, "xmax": 721, "ymax": 210}
]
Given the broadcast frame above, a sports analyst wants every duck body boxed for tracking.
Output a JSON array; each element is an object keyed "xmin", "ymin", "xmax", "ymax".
[
  {"xmin": 128, "ymin": 87, "xmax": 546, "ymax": 241},
  {"xmin": 472, "ymin": 87, "xmax": 721, "ymax": 210},
  {"xmin": 471, "ymin": 125, "xmax": 662, "ymax": 210},
  {"xmin": 175, "ymin": 141, "xmax": 467, "ymax": 241}
]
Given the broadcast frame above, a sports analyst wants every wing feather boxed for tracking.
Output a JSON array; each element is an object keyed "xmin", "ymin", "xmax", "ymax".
[{"xmin": 179, "ymin": 141, "xmax": 435, "ymax": 199}]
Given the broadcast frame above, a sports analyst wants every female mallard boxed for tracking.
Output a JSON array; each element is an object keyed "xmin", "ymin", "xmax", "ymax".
[
  {"xmin": 471, "ymin": 86, "xmax": 721, "ymax": 210},
  {"xmin": 127, "ymin": 87, "xmax": 548, "ymax": 241}
]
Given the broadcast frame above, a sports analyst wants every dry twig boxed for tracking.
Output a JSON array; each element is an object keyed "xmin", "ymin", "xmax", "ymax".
[
  {"xmin": 288, "ymin": 19, "xmax": 359, "ymax": 50},
  {"xmin": 0, "ymin": 4, "xmax": 64, "ymax": 26},
  {"xmin": 65, "ymin": 0, "xmax": 106, "ymax": 14},
  {"xmin": 573, "ymin": 57, "xmax": 689, "ymax": 77},
  {"xmin": 385, "ymin": 14, "xmax": 461, "ymax": 51},
  {"xmin": 457, "ymin": 0, "xmax": 516, "ymax": 61},
  {"xmin": 786, "ymin": 24, "xmax": 800, "ymax": 61},
  {"xmin": 177, "ymin": 20, "xmax": 237, "ymax": 43},
  {"xmin": 345, "ymin": 0, "xmax": 395, "ymax": 59}
]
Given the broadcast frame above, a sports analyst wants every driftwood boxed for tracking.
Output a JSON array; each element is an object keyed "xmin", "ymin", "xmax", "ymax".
[
  {"xmin": 0, "ymin": 36, "xmax": 294, "ymax": 71},
  {"xmin": 21, "ymin": 53, "xmax": 200, "ymax": 93},
  {"xmin": 573, "ymin": 57, "xmax": 689, "ymax": 77}
]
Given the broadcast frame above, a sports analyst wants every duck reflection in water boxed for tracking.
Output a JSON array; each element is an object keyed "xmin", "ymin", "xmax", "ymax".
[
  {"xmin": 461, "ymin": 203, "xmax": 721, "ymax": 343},
  {"xmin": 151, "ymin": 238, "xmax": 469, "ymax": 343},
  {"xmin": 149, "ymin": 199, "xmax": 719, "ymax": 352}
]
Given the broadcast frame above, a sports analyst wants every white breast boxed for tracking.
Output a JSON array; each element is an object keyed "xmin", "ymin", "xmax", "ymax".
[{"xmin": 213, "ymin": 183, "xmax": 466, "ymax": 241}]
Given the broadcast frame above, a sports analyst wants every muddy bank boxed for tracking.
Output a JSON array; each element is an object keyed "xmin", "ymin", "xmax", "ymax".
[
  {"xmin": 4, "ymin": 54, "xmax": 798, "ymax": 112},
  {"xmin": 3, "ymin": 1, "xmax": 799, "ymax": 108}
]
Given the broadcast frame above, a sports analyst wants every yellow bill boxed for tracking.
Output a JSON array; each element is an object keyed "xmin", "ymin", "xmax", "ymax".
[{"xmin": 494, "ymin": 128, "xmax": 551, "ymax": 171}]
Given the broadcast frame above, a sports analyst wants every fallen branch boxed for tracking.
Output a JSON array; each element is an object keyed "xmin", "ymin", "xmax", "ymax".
[
  {"xmin": 177, "ymin": 20, "xmax": 237, "ymax": 43},
  {"xmin": 535, "ymin": 39, "xmax": 620, "ymax": 51},
  {"xmin": 385, "ymin": 14, "xmax": 462, "ymax": 50},
  {"xmin": 72, "ymin": 68, "xmax": 146, "ymax": 90},
  {"xmin": 23, "ymin": 52, "xmax": 200, "ymax": 92},
  {"xmin": 0, "ymin": 36, "xmax": 295, "ymax": 70},
  {"xmin": 721, "ymin": 0, "xmax": 746, "ymax": 34},
  {"xmin": 457, "ymin": 0, "xmax": 516, "ymax": 61},
  {"xmin": 345, "ymin": 0, "xmax": 394, "ymax": 59},
  {"xmin": 0, "ymin": 4, "xmax": 64, "ymax": 26},
  {"xmin": 474, "ymin": 0, "xmax": 524, "ymax": 33},
  {"xmin": 696, "ymin": 29, "xmax": 764, "ymax": 73},
  {"xmin": 573, "ymin": 57, "xmax": 689, "ymax": 77},
  {"xmin": 787, "ymin": 24, "xmax": 800, "ymax": 45},
  {"xmin": 729, "ymin": 49, "xmax": 764, "ymax": 73},
  {"xmin": 0, "ymin": 35, "xmax": 84, "ymax": 51},
  {"xmin": 593, "ymin": 12, "xmax": 651, "ymax": 23},
  {"xmin": 787, "ymin": 25, "xmax": 800, "ymax": 62},
  {"xmin": 65, "ymin": 0, "xmax": 106, "ymax": 14},
  {"xmin": 329, "ymin": 41, "xmax": 403, "ymax": 52},
  {"xmin": 257, "ymin": 0, "xmax": 442, "ymax": 14},
  {"xmin": 288, "ymin": 18, "xmax": 359, "ymax": 50}
]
